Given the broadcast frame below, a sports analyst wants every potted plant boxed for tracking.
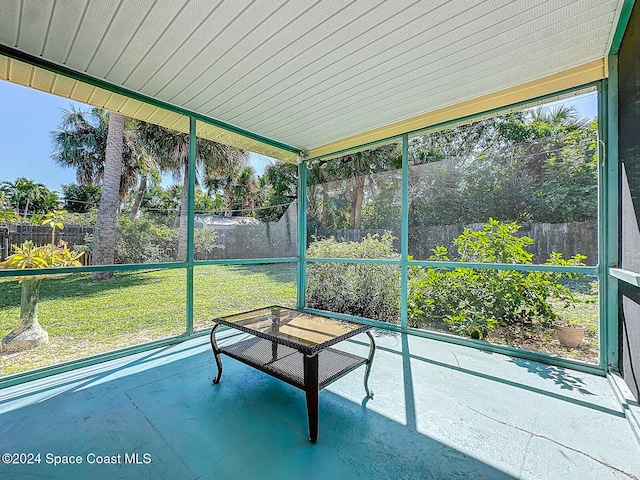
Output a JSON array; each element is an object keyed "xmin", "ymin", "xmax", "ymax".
[
  {"xmin": 0, "ymin": 211, "xmax": 83, "ymax": 353},
  {"xmin": 553, "ymin": 317, "xmax": 585, "ymax": 348}
]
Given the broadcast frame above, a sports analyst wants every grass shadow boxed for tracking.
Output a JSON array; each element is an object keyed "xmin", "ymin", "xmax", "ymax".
[
  {"xmin": 213, "ymin": 263, "xmax": 298, "ymax": 284},
  {"xmin": 0, "ymin": 270, "xmax": 166, "ymax": 310}
]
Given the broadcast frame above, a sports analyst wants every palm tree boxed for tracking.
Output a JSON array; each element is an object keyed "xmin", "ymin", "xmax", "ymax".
[
  {"xmin": 0, "ymin": 178, "xmax": 58, "ymax": 219},
  {"xmin": 51, "ymin": 107, "xmax": 107, "ymax": 186},
  {"xmin": 318, "ymin": 144, "xmax": 401, "ymax": 229},
  {"xmin": 230, "ymin": 166, "xmax": 261, "ymax": 215},
  {"xmin": 91, "ymin": 112, "xmax": 125, "ymax": 281},
  {"xmin": 518, "ymin": 104, "xmax": 590, "ymax": 181},
  {"xmin": 128, "ymin": 157, "xmax": 161, "ymax": 221},
  {"xmin": 203, "ymin": 158, "xmax": 253, "ymax": 216},
  {"xmin": 51, "ymin": 107, "xmax": 144, "ymax": 204},
  {"xmin": 257, "ymin": 161, "xmax": 297, "ymax": 223},
  {"xmin": 526, "ymin": 104, "xmax": 589, "ymax": 129},
  {"xmin": 137, "ymin": 122, "xmax": 249, "ymax": 259},
  {"xmin": 51, "ymin": 108, "xmax": 164, "ymax": 279}
]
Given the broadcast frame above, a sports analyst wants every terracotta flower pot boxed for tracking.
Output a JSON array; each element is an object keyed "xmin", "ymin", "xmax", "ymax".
[{"xmin": 554, "ymin": 324, "xmax": 585, "ymax": 348}]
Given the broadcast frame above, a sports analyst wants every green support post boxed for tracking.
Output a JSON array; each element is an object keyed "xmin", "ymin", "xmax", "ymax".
[
  {"xmin": 602, "ymin": 62, "xmax": 620, "ymax": 370},
  {"xmin": 186, "ymin": 117, "xmax": 197, "ymax": 334},
  {"xmin": 297, "ymin": 160, "xmax": 308, "ymax": 309},
  {"xmin": 401, "ymin": 135, "xmax": 409, "ymax": 329}
]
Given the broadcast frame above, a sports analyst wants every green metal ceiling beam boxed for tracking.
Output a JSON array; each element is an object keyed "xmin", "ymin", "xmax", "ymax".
[
  {"xmin": 0, "ymin": 44, "xmax": 301, "ymax": 156},
  {"xmin": 610, "ymin": 0, "xmax": 637, "ymax": 55}
]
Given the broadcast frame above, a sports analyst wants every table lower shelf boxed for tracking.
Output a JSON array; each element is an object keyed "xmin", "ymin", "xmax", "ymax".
[{"xmin": 220, "ymin": 336, "xmax": 367, "ymax": 390}]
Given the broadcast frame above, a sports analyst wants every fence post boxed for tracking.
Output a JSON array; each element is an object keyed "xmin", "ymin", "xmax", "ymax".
[{"xmin": 0, "ymin": 226, "xmax": 8, "ymax": 261}]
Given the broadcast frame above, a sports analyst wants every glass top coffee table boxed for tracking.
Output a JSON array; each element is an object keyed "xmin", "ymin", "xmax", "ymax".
[{"xmin": 209, "ymin": 306, "xmax": 375, "ymax": 443}]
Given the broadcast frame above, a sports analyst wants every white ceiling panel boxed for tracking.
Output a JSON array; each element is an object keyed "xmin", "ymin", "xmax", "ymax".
[
  {"xmin": 84, "ymin": 0, "xmax": 157, "ymax": 78},
  {"xmin": 230, "ymin": 0, "xmax": 562, "ymax": 129},
  {"xmin": 222, "ymin": 0, "xmax": 520, "ymax": 124},
  {"xmin": 0, "ymin": 0, "xmax": 21, "ymax": 46},
  {"xmin": 259, "ymin": 12, "xmax": 612, "ymax": 142},
  {"xmin": 179, "ymin": 0, "xmax": 394, "ymax": 113},
  {"xmin": 195, "ymin": 0, "xmax": 462, "ymax": 115},
  {"xmin": 105, "ymin": 0, "xmax": 191, "ymax": 85},
  {"xmin": 124, "ymin": 0, "xmax": 245, "ymax": 93},
  {"xmin": 41, "ymin": 0, "xmax": 89, "ymax": 61},
  {"xmin": 277, "ymin": 32, "xmax": 608, "ymax": 143},
  {"xmin": 15, "ymin": 0, "xmax": 55, "ymax": 54},
  {"xmin": 164, "ymin": 0, "xmax": 335, "ymax": 107},
  {"xmin": 0, "ymin": 0, "xmax": 626, "ymax": 157},
  {"xmin": 61, "ymin": 1, "xmax": 122, "ymax": 71}
]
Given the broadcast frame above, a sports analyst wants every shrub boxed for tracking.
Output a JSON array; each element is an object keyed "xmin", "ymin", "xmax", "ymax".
[
  {"xmin": 114, "ymin": 218, "xmax": 178, "ymax": 264},
  {"xmin": 80, "ymin": 218, "xmax": 223, "ymax": 264},
  {"xmin": 306, "ymin": 233, "xmax": 400, "ymax": 322},
  {"xmin": 408, "ymin": 219, "xmax": 586, "ymax": 339}
]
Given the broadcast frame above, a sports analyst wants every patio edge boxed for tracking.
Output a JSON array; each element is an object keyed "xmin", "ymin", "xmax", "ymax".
[{"xmin": 608, "ymin": 370, "xmax": 640, "ymax": 446}]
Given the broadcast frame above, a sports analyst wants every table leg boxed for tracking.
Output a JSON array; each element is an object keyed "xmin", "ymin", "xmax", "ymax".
[
  {"xmin": 270, "ymin": 314, "xmax": 280, "ymax": 362},
  {"xmin": 364, "ymin": 331, "xmax": 376, "ymax": 398},
  {"xmin": 209, "ymin": 324, "xmax": 223, "ymax": 384},
  {"xmin": 303, "ymin": 354, "xmax": 319, "ymax": 443}
]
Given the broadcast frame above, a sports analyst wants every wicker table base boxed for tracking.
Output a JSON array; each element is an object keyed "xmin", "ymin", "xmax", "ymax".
[{"xmin": 209, "ymin": 307, "xmax": 375, "ymax": 443}]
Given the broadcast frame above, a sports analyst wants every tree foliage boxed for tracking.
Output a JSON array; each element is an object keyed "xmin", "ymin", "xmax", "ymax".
[
  {"xmin": 306, "ymin": 103, "xmax": 597, "ymax": 244},
  {"xmin": 51, "ymin": 107, "xmax": 144, "ymax": 202},
  {"xmin": 0, "ymin": 177, "xmax": 58, "ymax": 218},
  {"xmin": 61, "ymin": 183, "xmax": 102, "ymax": 213},
  {"xmin": 307, "ymin": 143, "xmax": 402, "ymax": 237},
  {"xmin": 257, "ymin": 161, "xmax": 298, "ymax": 222},
  {"xmin": 407, "ymin": 219, "xmax": 586, "ymax": 339},
  {"xmin": 408, "ymin": 105, "xmax": 597, "ymax": 228}
]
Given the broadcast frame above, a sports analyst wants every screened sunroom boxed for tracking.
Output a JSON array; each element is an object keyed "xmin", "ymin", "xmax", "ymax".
[{"xmin": 0, "ymin": 1, "xmax": 639, "ymax": 478}]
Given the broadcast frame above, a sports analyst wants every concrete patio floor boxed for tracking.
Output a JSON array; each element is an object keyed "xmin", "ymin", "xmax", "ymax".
[{"xmin": 0, "ymin": 329, "xmax": 638, "ymax": 480}]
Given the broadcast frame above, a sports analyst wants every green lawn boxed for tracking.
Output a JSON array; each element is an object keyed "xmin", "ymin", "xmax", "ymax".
[
  {"xmin": 0, "ymin": 264, "xmax": 297, "ymax": 376},
  {"xmin": 0, "ymin": 265, "xmax": 600, "ymax": 377}
]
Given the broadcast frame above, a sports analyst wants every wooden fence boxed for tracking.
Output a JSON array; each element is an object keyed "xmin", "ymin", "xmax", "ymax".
[
  {"xmin": 1, "ymin": 219, "xmax": 597, "ymax": 267},
  {"xmin": 0, "ymin": 224, "xmax": 93, "ymax": 265},
  {"xmin": 323, "ymin": 220, "xmax": 598, "ymax": 266}
]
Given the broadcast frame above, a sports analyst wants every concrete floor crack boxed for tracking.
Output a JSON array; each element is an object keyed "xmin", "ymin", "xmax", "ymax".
[
  {"xmin": 124, "ymin": 389, "xmax": 193, "ymax": 476},
  {"xmin": 463, "ymin": 405, "xmax": 639, "ymax": 480}
]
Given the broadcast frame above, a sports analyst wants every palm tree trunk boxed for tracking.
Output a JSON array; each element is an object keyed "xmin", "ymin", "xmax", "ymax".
[
  {"xmin": 321, "ymin": 187, "xmax": 329, "ymax": 226},
  {"xmin": 91, "ymin": 112, "xmax": 124, "ymax": 281},
  {"xmin": 129, "ymin": 175, "xmax": 147, "ymax": 221},
  {"xmin": 1, "ymin": 278, "xmax": 48, "ymax": 353},
  {"xmin": 23, "ymin": 198, "xmax": 30, "ymax": 219},
  {"xmin": 223, "ymin": 183, "xmax": 233, "ymax": 217},
  {"xmin": 349, "ymin": 176, "xmax": 365, "ymax": 229},
  {"xmin": 177, "ymin": 163, "xmax": 189, "ymax": 261}
]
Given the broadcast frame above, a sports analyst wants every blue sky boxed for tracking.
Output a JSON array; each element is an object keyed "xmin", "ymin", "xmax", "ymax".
[
  {"xmin": 0, "ymin": 80, "xmax": 597, "ymax": 193},
  {"xmin": 0, "ymin": 81, "xmax": 84, "ymax": 191}
]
